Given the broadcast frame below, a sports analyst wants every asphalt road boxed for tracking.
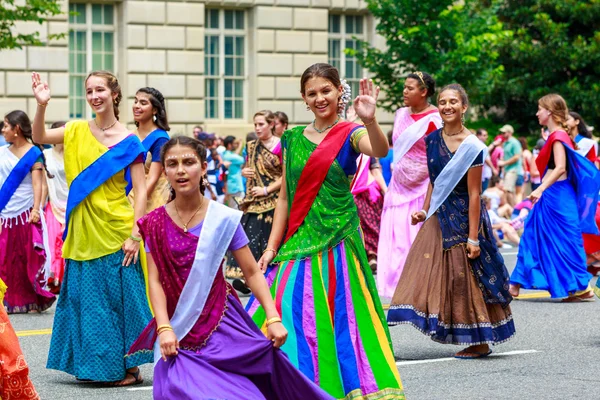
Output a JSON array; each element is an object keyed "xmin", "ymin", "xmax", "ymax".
[{"xmin": 9, "ymin": 248, "xmax": 600, "ymax": 399}]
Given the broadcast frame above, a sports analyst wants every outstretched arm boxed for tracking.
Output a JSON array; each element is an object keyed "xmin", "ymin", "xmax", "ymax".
[
  {"xmin": 31, "ymin": 72, "xmax": 66, "ymax": 144},
  {"xmin": 354, "ymin": 79, "xmax": 388, "ymax": 158}
]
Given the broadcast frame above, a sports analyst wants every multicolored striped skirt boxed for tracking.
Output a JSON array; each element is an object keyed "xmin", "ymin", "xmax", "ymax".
[{"xmin": 247, "ymin": 231, "xmax": 404, "ymax": 400}]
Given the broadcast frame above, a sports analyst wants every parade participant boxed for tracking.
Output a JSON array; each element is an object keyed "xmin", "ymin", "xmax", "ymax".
[
  {"xmin": 221, "ymin": 135, "xmax": 245, "ymax": 209},
  {"xmin": 249, "ymin": 63, "xmax": 404, "ymax": 399},
  {"xmin": 352, "ymin": 155, "xmax": 386, "ymax": 272},
  {"xmin": 43, "ymin": 121, "xmax": 68, "ymax": 293},
  {"xmin": 567, "ymin": 111, "xmax": 597, "ymax": 162},
  {"xmin": 510, "ymin": 94, "xmax": 600, "ymax": 301},
  {"xmin": 31, "ymin": 71, "xmax": 153, "ymax": 385},
  {"xmin": 274, "ymin": 111, "xmax": 289, "ymax": 138},
  {"xmin": 0, "ymin": 279, "xmax": 40, "ymax": 399},
  {"xmin": 128, "ymin": 87, "xmax": 170, "ymax": 212},
  {"xmin": 0, "ymin": 110, "xmax": 56, "ymax": 313},
  {"xmin": 377, "ymin": 72, "xmax": 441, "ymax": 298},
  {"xmin": 379, "ymin": 130, "xmax": 394, "ymax": 185},
  {"xmin": 127, "ymin": 136, "xmax": 331, "ymax": 400},
  {"xmin": 387, "ymin": 84, "xmax": 515, "ymax": 358},
  {"xmin": 229, "ymin": 111, "xmax": 282, "ymax": 282}
]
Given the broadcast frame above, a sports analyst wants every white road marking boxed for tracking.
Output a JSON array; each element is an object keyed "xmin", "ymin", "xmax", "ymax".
[
  {"xmin": 396, "ymin": 349, "xmax": 538, "ymax": 366},
  {"xmin": 126, "ymin": 387, "xmax": 153, "ymax": 391}
]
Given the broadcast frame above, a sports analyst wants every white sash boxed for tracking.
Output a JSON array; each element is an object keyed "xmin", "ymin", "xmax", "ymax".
[
  {"xmin": 393, "ymin": 110, "xmax": 442, "ymax": 165},
  {"xmin": 576, "ymin": 137, "xmax": 596, "ymax": 158},
  {"xmin": 426, "ymin": 134, "xmax": 487, "ymax": 220},
  {"xmin": 154, "ymin": 201, "xmax": 242, "ymax": 363},
  {"xmin": 43, "ymin": 148, "xmax": 68, "ymax": 225}
]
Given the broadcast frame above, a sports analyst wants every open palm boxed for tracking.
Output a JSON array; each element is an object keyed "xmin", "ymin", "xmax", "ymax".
[
  {"xmin": 31, "ymin": 72, "xmax": 51, "ymax": 105},
  {"xmin": 353, "ymin": 78, "xmax": 380, "ymax": 122}
]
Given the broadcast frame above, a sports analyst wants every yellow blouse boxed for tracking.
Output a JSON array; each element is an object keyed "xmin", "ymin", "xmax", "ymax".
[{"xmin": 62, "ymin": 121, "xmax": 135, "ymax": 261}]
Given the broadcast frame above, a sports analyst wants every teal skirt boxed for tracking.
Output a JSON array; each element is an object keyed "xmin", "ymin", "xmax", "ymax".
[{"xmin": 46, "ymin": 249, "xmax": 153, "ymax": 381}]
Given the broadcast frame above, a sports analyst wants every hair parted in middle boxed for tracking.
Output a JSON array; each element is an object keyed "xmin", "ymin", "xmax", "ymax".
[
  {"xmin": 5, "ymin": 110, "xmax": 53, "ymax": 178},
  {"xmin": 85, "ymin": 70, "xmax": 123, "ymax": 120},
  {"xmin": 253, "ymin": 110, "xmax": 276, "ymax": 135},
  {"xmin": 438, "ymin": 83, "xmax": 469, "ymax": 107},
  {"xmin": 135, "ymin": 87, "xmax": 170, "ymax": 132},
  {"xmin": 160, "ymin": 135, "xmax": 209, "ymax": 200},
  {"xmin": 300, "ymin": 63, "xmax": 342, "ymax": 95}
]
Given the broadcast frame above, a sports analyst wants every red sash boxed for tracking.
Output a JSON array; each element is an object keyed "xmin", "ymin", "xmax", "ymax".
[
  {"xmin": 284, "ymin": 121, "xmax": 361, "ymax": 243},
  {"xmin": 536, "ymin": 130, "xmax": 573, "ymax": 174}
]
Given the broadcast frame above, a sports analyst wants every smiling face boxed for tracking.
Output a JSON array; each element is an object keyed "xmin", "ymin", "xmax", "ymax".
[
  {"xmin": 566, "ymin": 114, "xmax": 579, "ymax": 134},
  {"xmin": 536, "ymin": 105, "xmax": 551, "ymax": 127},
  {"xmin": 85, "ymin": 75, "xmax": 116, "ymax": 116},
  {"xmin": 403, "ymin": 77, "xmax": 427, "ymax": 108},
  {"xmin": 302, "ymin": 76, "xmax": 342, "ymax": 120},
  {"xmin": 132, "ymin": 92, "xmax": 155, "ymax": 123},
  {"xmin": 437, "ymin": 89, "xmax": 467, "ymax": 126},
  {"xmin": 163, "ymin": 144, "xmax": 207, "ymax": 197},
  {"xmin": 254, "ymin": 115, "xmax": 274, "ymax": 141}
]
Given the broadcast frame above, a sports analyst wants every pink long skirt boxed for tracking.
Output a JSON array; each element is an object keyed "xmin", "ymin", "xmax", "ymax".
[{"xmin": 44, "ymin": 204, "xmax": 65, "ymax": 291}]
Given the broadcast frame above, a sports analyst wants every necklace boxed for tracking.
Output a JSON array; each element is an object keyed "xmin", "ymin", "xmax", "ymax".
[
  {"xmin": 174, "ymin": 196, "xmax": 204, "ymax": 233},
  {"xmin": 94, "ymin": 118, "xmax": 118, "ymax": 132},
  {"xmin": 261, "ymin": 136, "xmax": 276, "ymax": 149},
  {"xmin": 313, "ymin": 117, "xmax": 340, "ymax": 134},
  {"xmin": 443, "ymin": 126, "xmax": 465, "ymax": 137}
]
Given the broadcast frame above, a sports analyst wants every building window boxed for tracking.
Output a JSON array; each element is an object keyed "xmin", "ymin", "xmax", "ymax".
[
  {"xmin": 328, "ymin": 14, "xmax": 365, "ymax": 99},
  {"xmin": 204, "ymin": 9, "xmax": 246, "ymax": 121},
  {"xmin": 69, "ymin": 3, "xmax": 116, "ymax": 119}
]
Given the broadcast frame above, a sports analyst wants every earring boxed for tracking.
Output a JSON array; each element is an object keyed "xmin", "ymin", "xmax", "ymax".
[
  {"xmin": 153, "ymin": 115, "xmax": 157, "ymax": 122},
  {"xmin": 461, "ymin": 114, "xmax": 465, "ymax": 124},
  {"xmin": 306, "ymin": 104, "xmax": 310, "ymax": 111},
  {"xmin": 441, "ymin": 120, "xmax": 445, "ymax": 128}
]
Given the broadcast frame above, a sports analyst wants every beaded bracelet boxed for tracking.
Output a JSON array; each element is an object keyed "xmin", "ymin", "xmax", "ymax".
[{"xmin": 263, "ymin": 248, "xmax": 277, "ymax": 257}]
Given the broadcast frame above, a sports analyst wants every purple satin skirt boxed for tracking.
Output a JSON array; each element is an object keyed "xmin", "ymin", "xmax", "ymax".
[{"xmin": 154, "ymin": 294, "xmax": 333, "ymax": 400}]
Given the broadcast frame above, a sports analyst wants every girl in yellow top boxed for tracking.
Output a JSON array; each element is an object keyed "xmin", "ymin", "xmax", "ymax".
[{"xmin": 31, "ymin": 71, "xmax": 153, "ymax": 386}]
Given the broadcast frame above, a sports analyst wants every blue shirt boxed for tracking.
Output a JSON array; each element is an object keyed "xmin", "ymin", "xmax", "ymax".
[{"xmin": 222, "ymin": 150, "xmax": 245, "ymax": 194}]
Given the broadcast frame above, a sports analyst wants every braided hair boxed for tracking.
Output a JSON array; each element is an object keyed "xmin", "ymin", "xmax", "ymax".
[
  {"xmin": 160, "ymin": 135, "xmax": 208, "ymax": 200},
  {"xmin": 4, "ymin": 110, "xmax": 53, "ymax": 178},
  {"xmin": 135, "ymin": 87, "xmax": 170, "ymax": 132}
]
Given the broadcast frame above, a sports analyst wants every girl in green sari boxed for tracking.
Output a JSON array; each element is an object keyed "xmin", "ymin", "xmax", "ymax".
[{"xmin": 247, "ymin": 63, "xmax": 405, "ymax": 399}]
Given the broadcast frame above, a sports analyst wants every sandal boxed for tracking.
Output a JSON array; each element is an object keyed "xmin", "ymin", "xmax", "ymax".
[
  {"xmin": 105, "ymin": 368, "xmax": 143, "ymax": 387},
  {"xmin": 562, "ymin": 290, "xmax": 595, "ymax": 303},
  {"xmin": 232, "ymin": 279, "xmax": 251, "ymax": 295}
]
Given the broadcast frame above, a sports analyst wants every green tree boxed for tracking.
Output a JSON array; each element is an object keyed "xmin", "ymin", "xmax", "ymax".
[
  {"xmin": 352, "ymin": 0, "xmax": 511, "ymax": 113},
  {"xmin": 0, "ymin": 0, "xmax": 64, "ymax": 50},
  {"xmin": 492, "ymin": 0, "xmax": 600, "ymax": 132}
]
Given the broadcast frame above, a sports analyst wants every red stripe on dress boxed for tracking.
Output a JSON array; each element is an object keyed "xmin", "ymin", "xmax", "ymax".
[
  {"xmin": 327, "ymin": 247, "xmax": 336, "ymax": 323},
  {"xmin": 275, "ymin": 260, "xmax": 295, "ymax": 317}
]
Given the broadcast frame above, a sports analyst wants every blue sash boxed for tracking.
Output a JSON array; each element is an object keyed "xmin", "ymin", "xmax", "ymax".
[
  {"xmin": 565, "ymin": 145, "xmax": 600, "ymax": 234},
  {"xmin": 63, "ymin": 135, "xmax": 145, "ymax": 240},
  {"xmin": 0, "ymin": 146, "xmax": 42, "ymax": 213},
  {"xmin": 125, "ymin": 129, "xmax": 170, "ymax": 194}
]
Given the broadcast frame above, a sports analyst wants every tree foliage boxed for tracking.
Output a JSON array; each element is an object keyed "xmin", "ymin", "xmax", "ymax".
[
  {"xmin": 491, "ymin": 0, "xmax": 600, "ymax": 132},
  {"xmin": 353, "ymin": 0, "xmax": 511, "ymax": 113},
  {"xmin": 0, "ymin": 0, "xmax": 64, "ymax": 50}
]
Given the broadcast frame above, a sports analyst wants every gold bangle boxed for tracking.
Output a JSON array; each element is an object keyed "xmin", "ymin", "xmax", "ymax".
[
  {"xmin": 266, "ymin": 317, "xmax": 282, "ymax": 327},
  {"xmin": 363, "ymin": 118, "xmax": 376, "ymax": 127},
  {"xmin": 37, "ymin": 102, "xmax": 48, "ymax": 107},
  {"xmin": 263, "ymin": 248, "xmax": 277, "ymax": 257},
  {"xmin": 156, "ymin": 323, "xmax": 172, "ymax": 331},
  {"xmin": 157, "ymin": 327, "xmax": 174, "ymax": 335}
]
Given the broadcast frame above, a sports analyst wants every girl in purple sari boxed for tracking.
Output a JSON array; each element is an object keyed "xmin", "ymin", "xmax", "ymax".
[{"xmin": 128, "ymin": 136, "xmax": 331, "ymax": 400}]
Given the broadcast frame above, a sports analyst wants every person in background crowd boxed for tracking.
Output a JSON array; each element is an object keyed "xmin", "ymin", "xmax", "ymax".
[
  {"xmin": 216, "ymin": 135, "xmax": 226, "ymax": 155},
  {"xmin": 476, "ymin": 128, "xmax": 497, "ymax": 191},
  {"xmin": 0, "ymin": 110, "xmax": 56, "ymax": 314},
  {"xmin": 0, "ymin": 122, "xmax": 6, "ymax": 146},
  {"xmin": 510, "ymin": 94, "xmax": 600, "ymax": 302},
  {"xmin": 483, "ymin": 175, "xmax": 513, "ymax": 219},
  {"xmin": 378, "ymin": 129, "xmax": 394, "ymax": 186},
  {"xmin": 222, "ymin": 135, "xmax": 244, "ymax": 209},
  {"xmin": 530, "ymin": 138, "xmax": 544, "ymax": 191},
  {"xmin": 484, "ymin": 196, "xmax": 521, "ymax": 247},
  {"xmin": 274, "ymin": 111, "xmax": 289, "ymax": 138},
  {"xmin": 489, "ymin": 134, "xmax": 505, "ymax": 171},
  {"xmin": 197, "ymin": 132, "xmax": 221, "ymax": 202},
  {"xmin": 496, "ymin": 124, "xmax": 522, "ymax": 207},
  {"xmin": 42, "ymin": 120, "xmax": 68, "ymax": 293},
  {"xmin": 192, "ymin": 125, "xmax": 203, "ymax": 139},
  {"xmin": 32, "ymin": 70, "xmax": 153, "ymax": 385},
  {"xmin": 518, "ymin": 137, "xmax": 533, "ymax": 200}
]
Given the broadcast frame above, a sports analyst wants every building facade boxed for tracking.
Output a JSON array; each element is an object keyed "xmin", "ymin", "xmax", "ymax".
[{"xmin": 0, "ymin": 0, "xmax": 394, "ymax": 137}]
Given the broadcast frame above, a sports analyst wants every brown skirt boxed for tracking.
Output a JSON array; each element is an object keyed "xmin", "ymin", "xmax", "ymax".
[{"xmin": 387, "ymin": 217, "xmax": 515, "ymax": 345}]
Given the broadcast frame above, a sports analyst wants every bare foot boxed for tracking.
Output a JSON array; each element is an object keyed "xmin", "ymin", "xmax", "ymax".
[
  {"xmin": 105, "ymin": 368, "xmax": 143, "ymax": 387},
  {"xmin": 509, "ymin": 284, "xmax": 520, "ymax": 297},
  {"xmin": 455, "ymin": 344, "xmax": 491, "ymax": 359}
]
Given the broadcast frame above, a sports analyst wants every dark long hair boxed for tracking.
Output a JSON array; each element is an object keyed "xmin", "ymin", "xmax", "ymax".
[
  {"xmin": 160, "ymin": 135, "xmax": 208, "ymax": 199},
  {"xmin": 5, "ymin": 110, "xmax": 53, "ymax": 178},
  {"xmin": 300, "ymin": 63, "xmax": 341, "ymax": 95},
  {"xmin": 569, "ymin": 111, "xmax": 591, "ymax": 139},
  {"xmin": 135, "ymin": 87, "xmax": 170, "ymax": 132}
]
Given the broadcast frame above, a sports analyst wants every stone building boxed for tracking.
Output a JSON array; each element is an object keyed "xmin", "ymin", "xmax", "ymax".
[{"xmin": 0, "ymin": 0, "xmax": 394, "ymax": 136}]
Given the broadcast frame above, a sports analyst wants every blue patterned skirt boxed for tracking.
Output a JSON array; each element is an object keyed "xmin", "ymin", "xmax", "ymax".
[{"xmin": 46, "ymin": 249, "xmax": 153, "ymax": 381}]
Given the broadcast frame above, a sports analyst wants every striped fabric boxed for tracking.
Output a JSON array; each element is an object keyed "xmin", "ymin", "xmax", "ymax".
[{"xmin": 248, "ymin": 232, "xmax": 405, "ymax": 400}]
